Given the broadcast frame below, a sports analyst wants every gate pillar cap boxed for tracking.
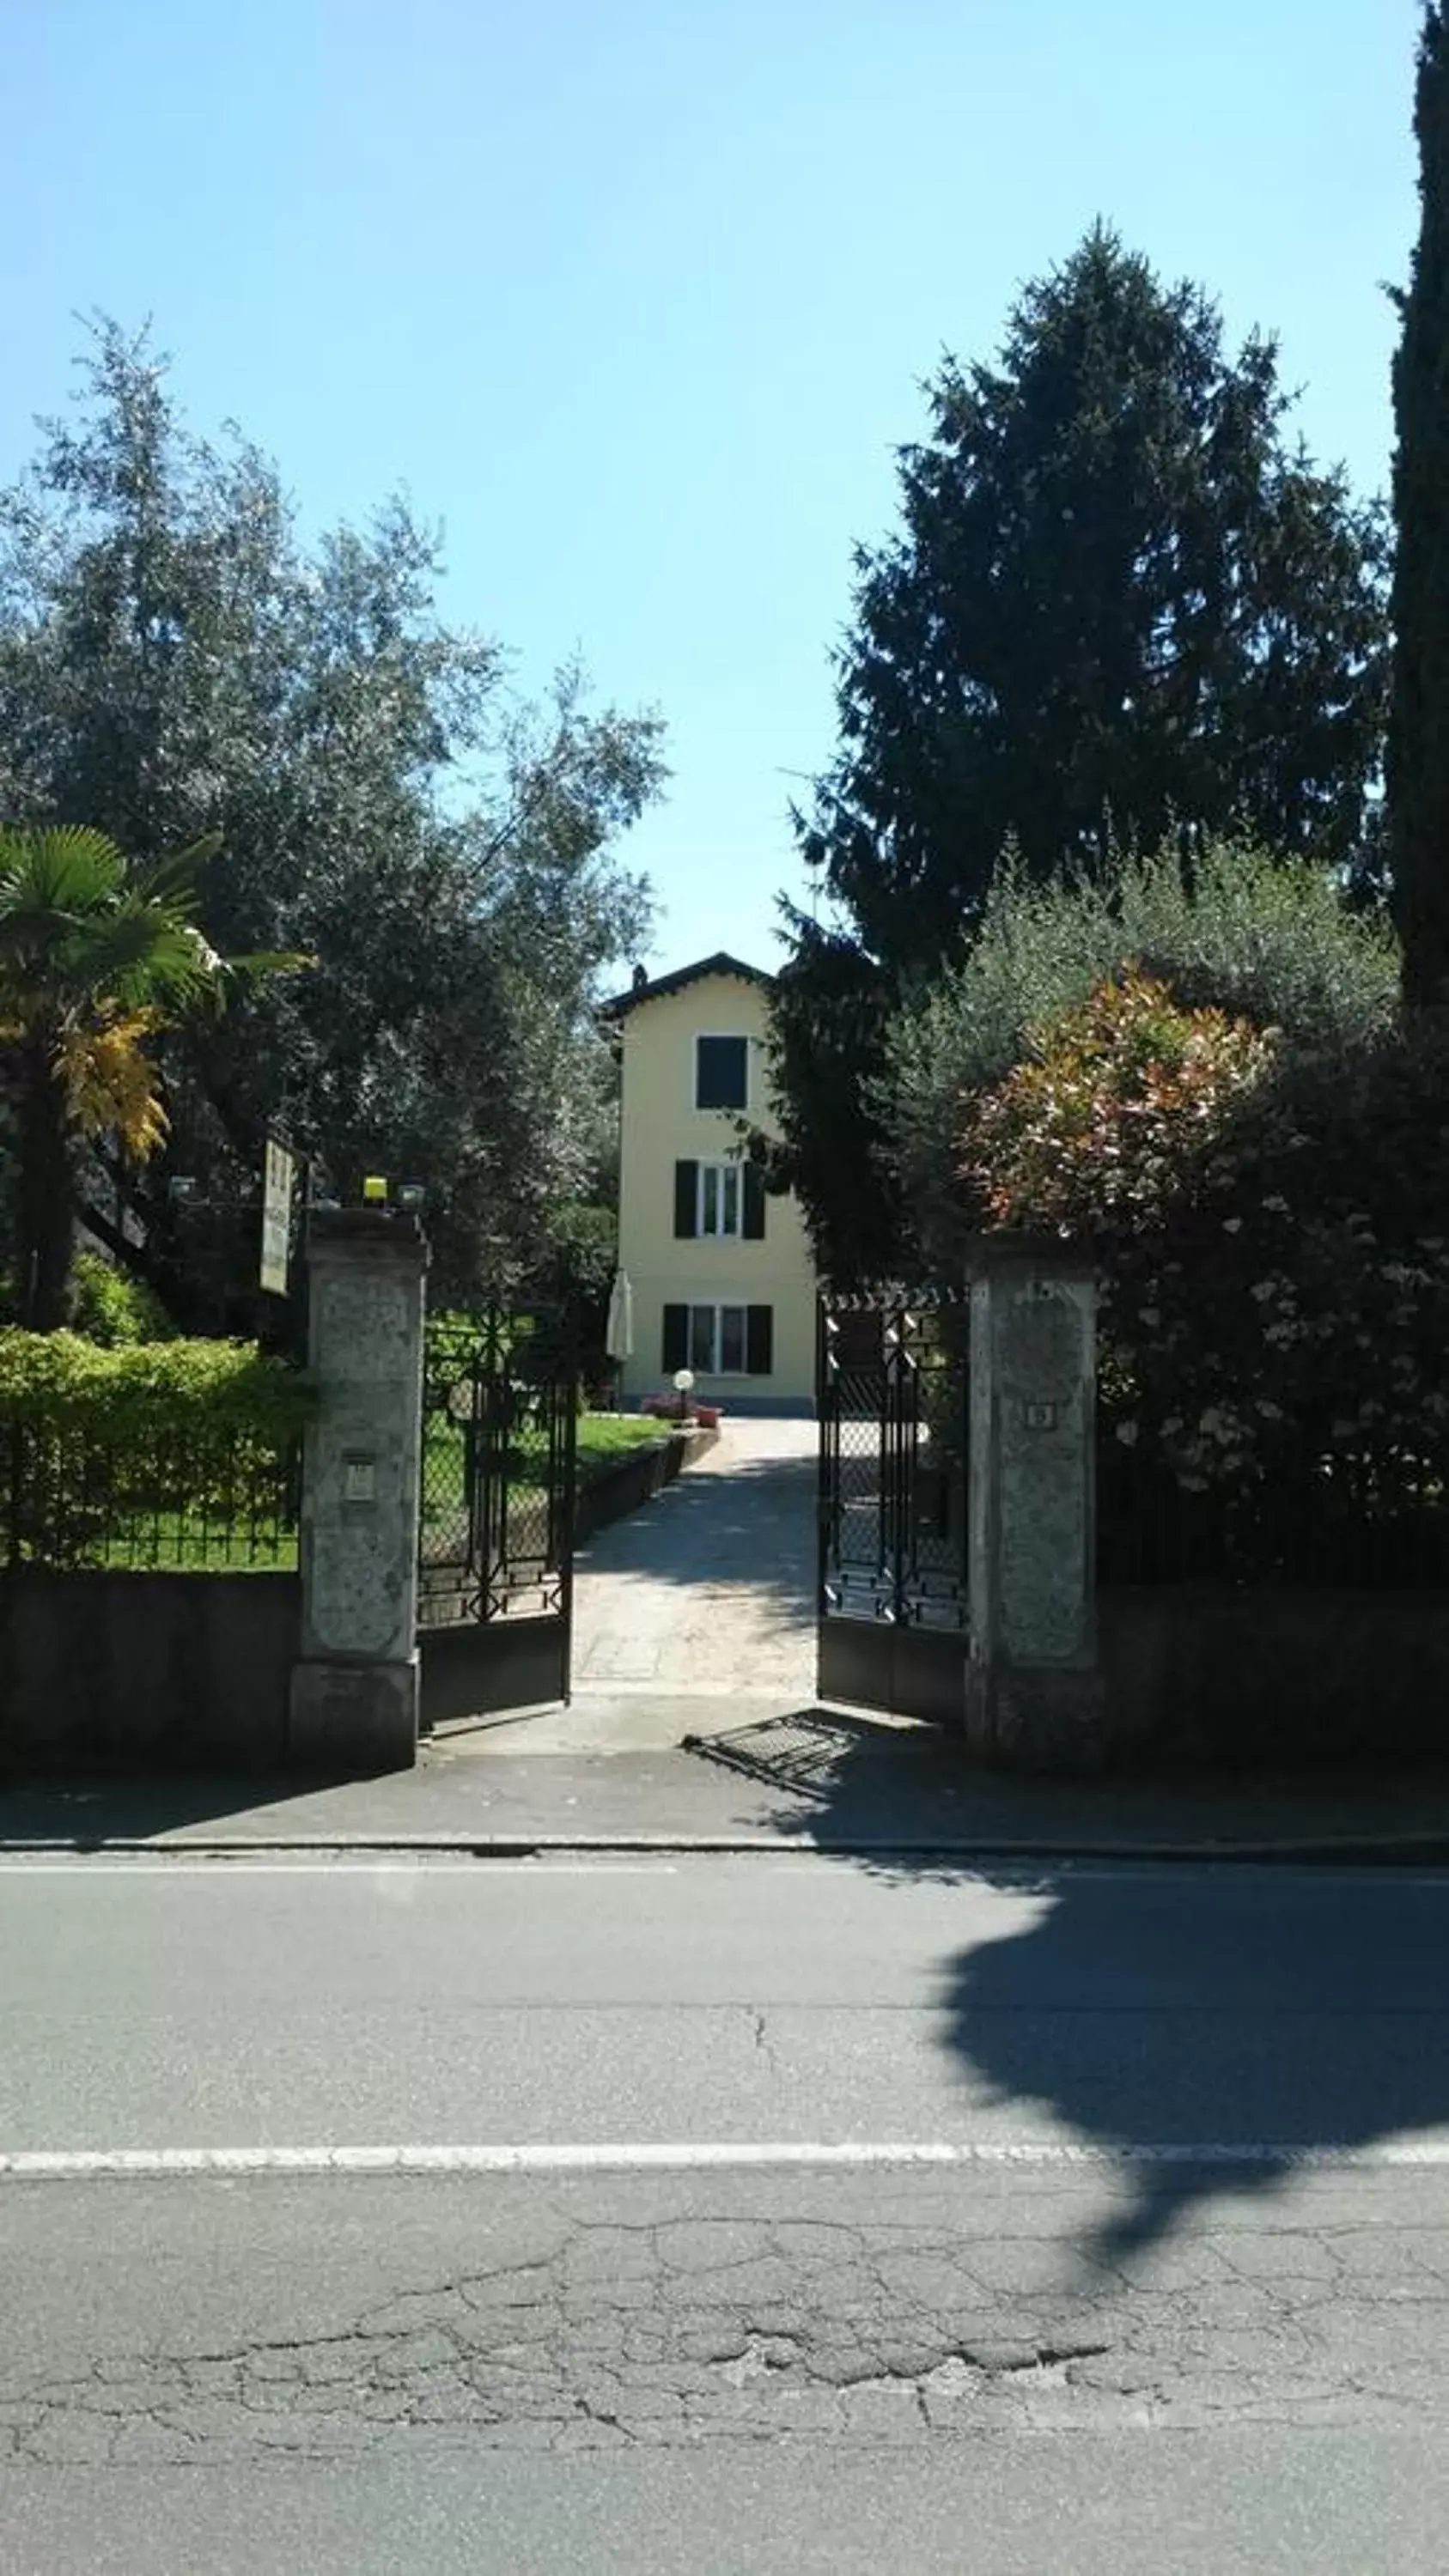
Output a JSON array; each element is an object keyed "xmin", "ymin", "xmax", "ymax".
[
  {"xmin": 964, "ymin": 1232, "xmax": 1094, "ymax": 1282},
  {"xmin": 306, "ymin": 1208, "xmax": 429, "ymax": 1270}
]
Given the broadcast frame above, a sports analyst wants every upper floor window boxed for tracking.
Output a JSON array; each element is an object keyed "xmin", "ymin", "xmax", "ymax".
[
  {"xmin": 698, "ymin": 1161, "xmax": 741, "ymax": 1237},
  {"xmin": 696, "ymin": 1034, "xmax": 748, "ymax": 1110},
  {"xmin": 674, "ymin": 1156, "xmax": 765, "ymax": 1241}
]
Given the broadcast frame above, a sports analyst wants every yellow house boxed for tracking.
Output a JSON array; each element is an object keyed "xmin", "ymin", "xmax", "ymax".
[{"xmin": 606, "ymin": 953, "xmax": 818, "ymax": 1413}]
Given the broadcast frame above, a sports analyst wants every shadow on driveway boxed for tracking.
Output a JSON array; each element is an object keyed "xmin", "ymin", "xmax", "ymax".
[
  {"xmin": 570, "ymin": 1442, "xmax": 818, "ymax": 1701},
  {"xmin": 573, "ymin": 1450, "xmax": 817, "ymax": 1617}
]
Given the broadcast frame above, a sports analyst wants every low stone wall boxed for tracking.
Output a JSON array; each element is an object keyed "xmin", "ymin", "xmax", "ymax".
[
  {"xmin": 824, "ymin": 1586, "xmax": 1449, "ymax": 1771},
  {"xmin": 0, "ymin": 1572, "xmax": 300, "ymax": 1767},
  {"xmin": 574, "ymin": 1426, "xmax": 718, "ymax": 1547},
  {"xmin": 1099, "ymin": 1585, "xmax": 1449, "ymax": 1770}
]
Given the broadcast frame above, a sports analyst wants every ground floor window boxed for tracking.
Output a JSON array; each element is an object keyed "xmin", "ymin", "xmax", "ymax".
[
  {"xmin": 663, "ymin": 1303, "xmax": 773, "ymax": 1376},
  {"xmin": 690, "ymin": 1303, "xmax": 744, "ymax": 1373}
]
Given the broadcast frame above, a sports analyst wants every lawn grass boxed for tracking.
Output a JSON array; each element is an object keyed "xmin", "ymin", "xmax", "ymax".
[
  {"xmin": 576, "ymin": 1413, "xmax": 677, "ymax": 1476},
  {"xmin": 420, "ymin": 1409, "xmax": 667, "ymax": 1531}
]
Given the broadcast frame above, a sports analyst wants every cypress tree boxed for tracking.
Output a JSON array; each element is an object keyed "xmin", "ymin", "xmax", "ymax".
[
  {"xmin": 800, "ymin": 227, "xmax": 1388, "ymax": 983},
  {"xmin": 1391, "ymin": 6, "xmax": 1449, "ymax": 1004}
]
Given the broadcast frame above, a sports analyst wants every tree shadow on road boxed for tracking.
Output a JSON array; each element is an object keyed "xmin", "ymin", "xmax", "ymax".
[
  {"xmin": 928, "ymin": 1857, "xmax": 1449, "ymax": 2257},
  {"xmin": 879, "ymin": 1850, "xmax": 1449, "ymax": 2258},
  {"xmin": 691, "ymin": 1706, "xmax": 1449, "ymax": 2258}
]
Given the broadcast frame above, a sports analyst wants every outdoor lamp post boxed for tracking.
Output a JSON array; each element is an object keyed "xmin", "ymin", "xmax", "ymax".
[{"xmin": 673, "ymin": 1366, "xmax": 696, "ymax": 1423}]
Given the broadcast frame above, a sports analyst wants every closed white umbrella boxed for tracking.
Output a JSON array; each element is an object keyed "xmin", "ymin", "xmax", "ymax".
[{"xmin": 606, "ymin": 1268, "xmax": 634, "ymax": 1374}]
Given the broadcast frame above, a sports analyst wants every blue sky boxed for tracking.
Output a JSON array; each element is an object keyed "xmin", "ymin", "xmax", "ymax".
[{"xmin": 1, "ymin": 0, "xmax": 1423, "ymax": 974}]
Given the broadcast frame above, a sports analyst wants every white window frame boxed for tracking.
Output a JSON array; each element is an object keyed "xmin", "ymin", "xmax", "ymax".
[
  {"xmin": 694, "ymin": 1032, "xmax": 749, "ymax": 1113},
  {"xmin": 697, "ymin": 1160, "xmax": 742, "ymax": 1239},
  {"xmin": 687, "ymin": 1303, "xmax": 750, "ymax": 1376}
]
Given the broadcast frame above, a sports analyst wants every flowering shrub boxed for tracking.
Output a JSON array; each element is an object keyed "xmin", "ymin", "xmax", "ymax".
[
  {"xmin": 885, "ymin": 837, "xmax": 1399, "ymax": 1267},
  {"xmin": 959, "ymin": 975, "xmax": 1449, "ymax": 1572},
  {"xmin": 959, "ymin": 971, "xmax": 1273, "ymax": 1236}
]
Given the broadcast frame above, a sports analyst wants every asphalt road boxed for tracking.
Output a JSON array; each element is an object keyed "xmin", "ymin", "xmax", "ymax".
[
  {"xmin": 8, "ymin": 1851, "xmax": 1449, "ymax": 2153},
  {"xmin": 11, "ymin": 2427, "xmax": 1449, "ymax": 2574},
  {"xmin": 7, "ymin": 1851, "xmax": 1449, "ymax": 2570}
]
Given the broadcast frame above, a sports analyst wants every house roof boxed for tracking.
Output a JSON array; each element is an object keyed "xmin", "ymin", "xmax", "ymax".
[{"xmin": 601, "ymin": 951, "xmax": 774, "ymax": 1019}]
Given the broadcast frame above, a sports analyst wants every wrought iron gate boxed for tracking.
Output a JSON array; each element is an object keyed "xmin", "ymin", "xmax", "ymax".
[
  {"xmin": 417, "ymin": 1308, "xmax": 577, "ymax": 1728},
  {"xmin": 816, "ymin": 1290, "xmax": 971, "ymax": 1725}
]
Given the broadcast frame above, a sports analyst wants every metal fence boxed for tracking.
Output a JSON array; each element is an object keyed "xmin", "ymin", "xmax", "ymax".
[
  {"xmin": 1096, "ymin": 1420, "xmax": 1449, "ymax": 1590},
  {"xmin": 2, "ymin": 1416, "xmax": 301, "ymax": 1574}
]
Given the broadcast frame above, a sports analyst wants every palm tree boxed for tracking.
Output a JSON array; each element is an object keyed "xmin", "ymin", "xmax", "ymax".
[{"xmin": 0, "ymin": 826, "xmax": 296, "ymax": 1330}]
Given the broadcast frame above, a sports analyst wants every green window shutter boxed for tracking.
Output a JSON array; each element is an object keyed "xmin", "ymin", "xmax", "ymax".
[
  {"xmin": 673, "ymin": 1160, "xmax": 698, "ymax": 1238},
  {"xmin": 743, "ymin": 1163, "xmax": 766, "ymax": 1240},
  {"xmin": 662, "ymin": 1304, "xmax": 688, "ymax": 1371},
  {"xmin": 746, "ymin": 1305, "xmax": 774, "ymax": 1375}
]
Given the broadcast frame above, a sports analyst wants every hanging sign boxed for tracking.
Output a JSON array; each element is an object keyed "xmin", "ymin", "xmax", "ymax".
[{"xmin": 259, "ymin": 1136, "xmax": 296, "ymax": 1296}]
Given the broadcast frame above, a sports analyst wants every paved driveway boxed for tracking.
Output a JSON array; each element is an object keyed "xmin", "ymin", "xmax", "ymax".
[
  {"xmin": 441, "ymin": 1418, "xmax": 817, "ymax": 1753},
  {"xmin": 417, "ymin": 1418, "xmax": 816, "ymax": 1756},
  {"xmin": 571, "ymin": 1417, "xmax": 816, "ymax": 1698}
]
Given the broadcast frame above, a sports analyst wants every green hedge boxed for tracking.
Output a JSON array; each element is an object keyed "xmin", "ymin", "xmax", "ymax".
[
  {"xmin": 0, "ymin": 1332, "xmax": 314, "ymax": 1571},
  {"xmin": 70, "ymin": 1254, "xmax": 175, "ymax": 1347},
  {"xmin": 0, "ymin": 1330, "xmax": 313, "ymax": 1436}
]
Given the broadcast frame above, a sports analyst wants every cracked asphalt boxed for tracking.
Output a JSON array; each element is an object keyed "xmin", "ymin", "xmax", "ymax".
[
  {"xmin": 9, "ymin": 2169, "xmax": 1449, "ymax": 2468},
  {"xmin": 8, "ymin": 1850, "xmax": 1449, "ymax": 2569}
]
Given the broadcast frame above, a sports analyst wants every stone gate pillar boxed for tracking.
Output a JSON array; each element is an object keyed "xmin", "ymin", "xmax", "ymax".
[
  {"xmin": 965, "ymin": 1236, "xmax": 1104, "ymax": 1771},
  {"xmin": 289, "ymin": 1209, "xmax": 429, "ymax": 1771}
]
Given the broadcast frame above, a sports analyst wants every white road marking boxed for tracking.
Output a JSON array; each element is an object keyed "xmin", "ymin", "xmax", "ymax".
[
  {"xmin": 0, "ymin": 1860, "xmax": 678, "ymax": 1876},
  {"xmin": 4, "ymin": 1855, "xmax": 1447, "ymax": 1888},
  {"xmin": 4, "ymin": 2139, "xmax": 1449, "ymax": 2180}
]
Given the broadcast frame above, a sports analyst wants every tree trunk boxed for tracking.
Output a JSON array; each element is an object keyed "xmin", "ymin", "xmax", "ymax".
[{"xmin": 16, "ymin": 1052, "xmax": 76, "ymax": 1331}]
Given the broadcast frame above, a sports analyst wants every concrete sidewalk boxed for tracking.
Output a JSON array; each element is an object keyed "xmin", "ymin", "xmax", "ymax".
[{"xmin": 5, "ymin": 1704, "xmax": 1449, "ymax": 1856}]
